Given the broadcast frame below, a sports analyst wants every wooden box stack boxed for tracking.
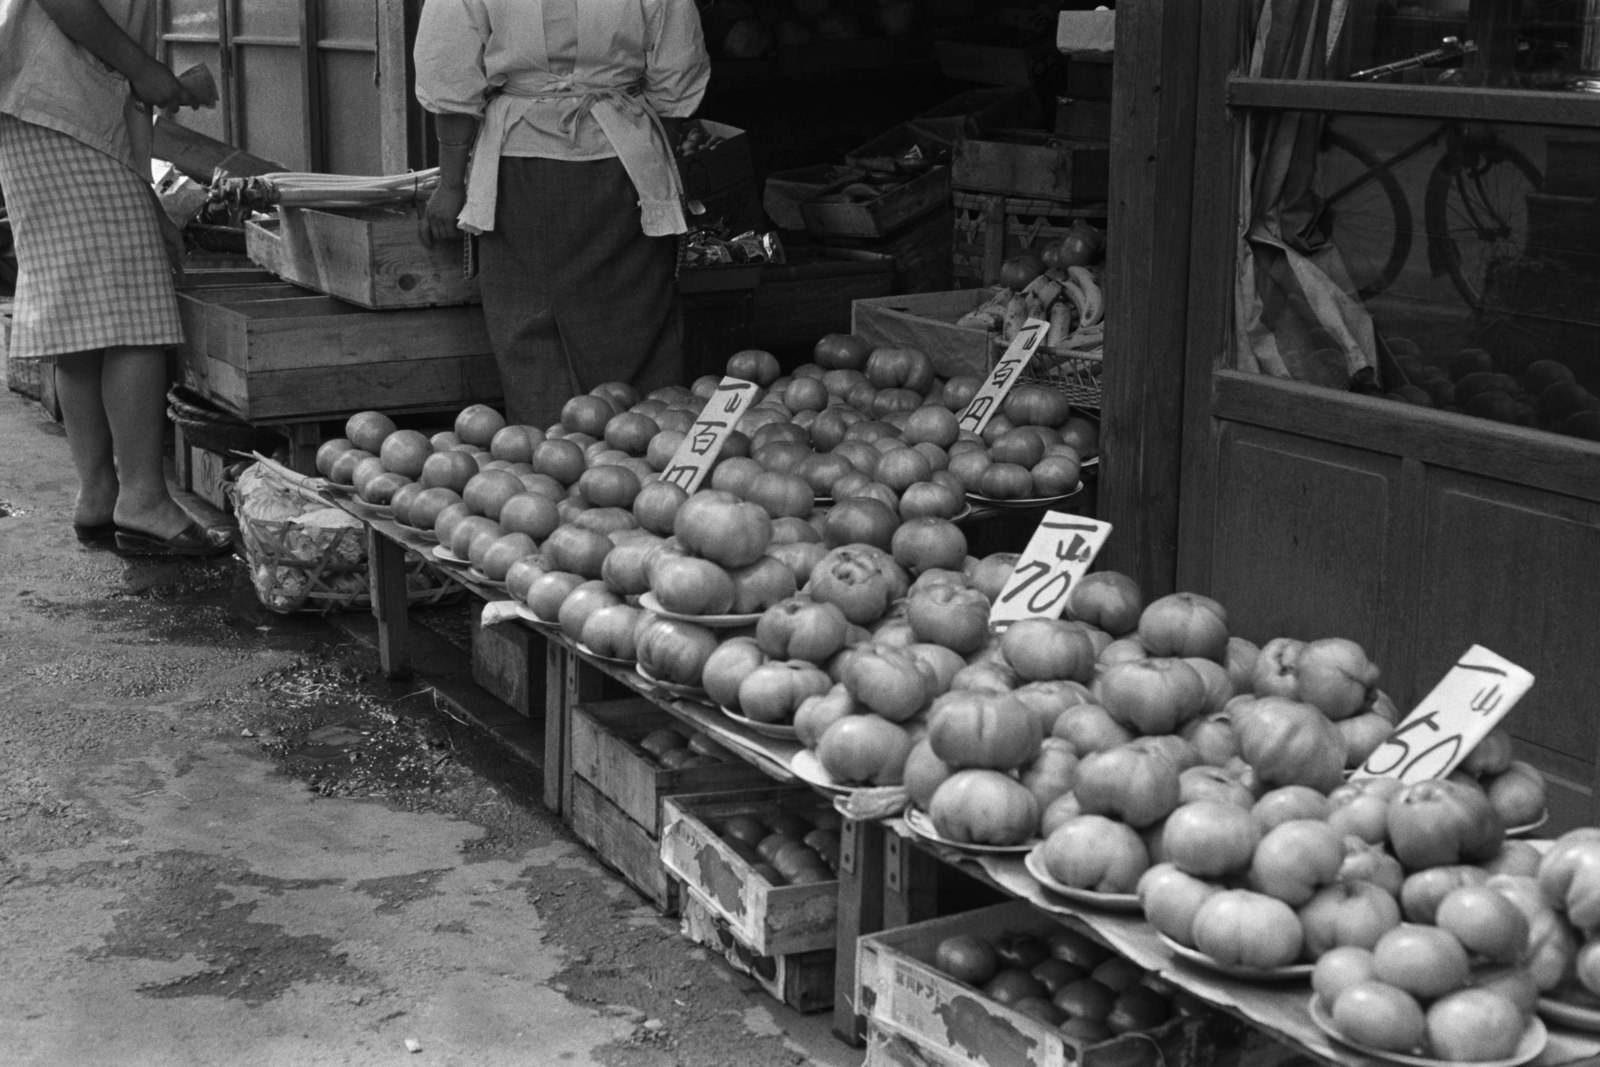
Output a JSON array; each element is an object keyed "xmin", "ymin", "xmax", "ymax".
[
  {"xmin": 659, "ymin": 788, "xmax": 840, "ymax": 1012},
  {"xmin": 566, "ymin": 699, "xmax": 773, "ymax": 914}
]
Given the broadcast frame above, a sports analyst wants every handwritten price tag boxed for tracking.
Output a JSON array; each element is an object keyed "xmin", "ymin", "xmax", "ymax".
[
  {"xmin": 957, "ymin": 318, "xmax": 1050, "ymax": 436},
  {"xmin": 657, "ymin": 376, "xmax": 759, "ymax": 494},
  {"xmin": 1358, "ymin": 645, "xmax": 1534, "ymax": 784},
  {"xmin": 989, "ymin": 512, "xmax": 1112, "ymax": 629}
]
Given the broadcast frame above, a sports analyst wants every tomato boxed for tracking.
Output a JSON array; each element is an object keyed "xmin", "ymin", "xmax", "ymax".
[
  {"xmin": 927, "ymin": 769, "xmax": 1040, "ymax": 846},
  {"xmin": 997, "ymin": 253, "xmax": 1046, "ymax": 290},
  {"xmin": 992, "ymin": 933, "xmax": 1051, "ymax": 972},
  {"xmin": 1093, "ymin": 658, "xmax": 1207, "ymax": 735},
  {"xmin": 983, "ymin": 969, "xmax": 1049, "ymax": 1006},
  {"xmin": 1191, "ymin": 889, "xmax": 1304, "ymax": 970},
  {"xmin": 1019, "ymin": 738, "xmax": 1079, "ymax": 812},
  {"xmin": 934, "ymin": 934, "xmax": 999, "ymax": 985},
  {"xmin": 1073, "ymin": 744, "xmax": 1182, "ymax": 828},
  {"xmin": 738, "ymin": 660, "xmax": 832, "ymax": 723},
  {"xmin": 1300, "ymin": 880, "xmax": 1403, "ymax": 956},
  {"xmin": 674, "ymin": 489, "xmax": 774, "ymax": 569},
  {"xmin": 755, "ymin": 596, "xmax": 850, "ymax": 663},
  {"xmin": 1106, "ymin": 986, "xmax": 1172, "ymax": 1034},
  {"xmin": 1040, "ymin": 814, "xmax": 1150, "ymax": 893},
  {"xmin": 843, "ymin": 645, "xmax": 934, "ymax": 723},
  {"xmin": 1161, "ymin": 800, "xmax": 1260, "ymax": 879},
  {"xmin": 815, "ymin": 713, "xmax": 915, "ymax": 786},
  {"xmin": 1386, "ymin": 778, "xmax": 1503, "ymax": 871},
  {"xmin": 927, "ymin": 690, "xmax": 1042, "ymax": 771},
  {"xmin": 1232, "ymin": 695, "xmax": 1347, "ymax": 794},
  {"xmin": 812, "ymin": 332, "xmax": 872, "ymax": 372},
  {"xmin": 804, "ymin": 545, "xmax": 909, "ymax": 625},
  {"xmin": 792, "ymin": 684, "xmax": 857, "ymax": 749}
]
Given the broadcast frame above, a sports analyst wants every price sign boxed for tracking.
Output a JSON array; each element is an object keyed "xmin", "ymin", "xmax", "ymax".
[
  {"xmin": 657, "ymin": 376, "xmax": 760, "ymax": 494},
  {"xmin": 1358, "ymin": 645, "xmax": 1534, "ymax": 784},
  {"xmin": 989, "ymin": 512, "xmax": 1112, "ymax": 629},
  {"xmin": 957, "ymin": 318, "xmax": 1050, "ymax": 436}
]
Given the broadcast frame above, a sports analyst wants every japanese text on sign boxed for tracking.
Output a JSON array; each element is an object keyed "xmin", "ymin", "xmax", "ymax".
[
  {"xmin": 658, "ymin": 377, "xmax": 759, "ymax": 494},
  {"xmin": 957, "ymin": 319, "xmax": 1049, "ymax": 436},
  {"xmin": 1358, "ymin": 645, "xmax": 1534, "ymax": 784},
  {"xmin": 989, "ymin": 512, "xmax": 1112, "ymax": 628}
]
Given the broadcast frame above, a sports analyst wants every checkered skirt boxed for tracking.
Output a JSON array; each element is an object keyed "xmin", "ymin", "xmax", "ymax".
[{"xmin": 0, "ymin": 114, "xmax": 184, "ymax": 360}]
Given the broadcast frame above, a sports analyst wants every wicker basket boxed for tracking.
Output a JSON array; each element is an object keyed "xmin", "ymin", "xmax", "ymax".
[
  {"xmin": 1026, "ymin": 345, "xmax": 1104, "ymax": 412},
  {"xmin": 167, "ymin": 385, "xmax": 286, "ymax": 456},
  {"xmin": 229, "ymin": 462, "xmax": 461, "ymax": 616}
]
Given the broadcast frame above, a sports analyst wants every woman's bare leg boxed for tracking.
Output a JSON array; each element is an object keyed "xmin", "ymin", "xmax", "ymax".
[
  {"xmin": 52, "ymin": 349, "xmax": 120, "ymax": 528},
  {"xmin": 99, "ymin": 345, "xmax": 192, "ymax": 539}
]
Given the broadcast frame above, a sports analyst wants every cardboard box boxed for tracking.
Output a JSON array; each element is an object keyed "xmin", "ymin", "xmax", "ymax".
[
  {"xmin": 677, "ymin": 119, "xmax": 752, "ymax": 199},
  {"xmin": 851, "ymin": 290, "xmax": 997, "ymax": 380},
  {"xmin": 174, "ymin": 283, "xmax": 499, "ymax": 422},
  {"xmin": 658, "ymin": 788, "xmax": 840, "ymax": 957},
  {"xmin": 952, "ymin": 132, "xmax": 1110, "ymax": 203},
  {"xmin": 857, "ymin": 900, "xmax": 1194, "ymax": 1067},
  {"xmin": 245, "ymin": 206, "xmax": 480, "ymax": 310},
  {"xmin": 679, "ymin": 887, "xmax": 835, "ymax": 1013},
  {"xmin": 1057, "ymin": 9, "xmax": 1116, "ymax": 56}
]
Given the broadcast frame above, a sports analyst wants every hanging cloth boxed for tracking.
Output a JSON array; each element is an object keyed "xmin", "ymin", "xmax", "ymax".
[{"xmin": 1234, "ymin": 0, "xmax": 1378, "ymax": 388}]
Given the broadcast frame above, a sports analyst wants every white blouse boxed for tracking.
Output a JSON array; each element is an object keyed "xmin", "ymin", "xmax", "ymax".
[{"xmin": 414, "ymin": 0, "xmax": 711, "ymax": 236}]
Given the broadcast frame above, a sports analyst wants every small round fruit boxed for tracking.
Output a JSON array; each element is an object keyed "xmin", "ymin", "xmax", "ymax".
[
  {"xmin": 1371, "ymin": 924, "xmax": 1472, "ymax": 1001},
  {"xmin": 1331, "ymin": 980, "xmax": 1427, "ymax": 1055},
  {"xmin": 1425, "ymin": 987, "xmax": 1525, "ymax": 1062},
  {"xmin": 1434, "ymin": 886, "xmax": 1531, "ymax": 966}
]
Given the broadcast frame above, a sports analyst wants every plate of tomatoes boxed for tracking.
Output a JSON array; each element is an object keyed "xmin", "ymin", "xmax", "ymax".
[
  {"xmin": 1310, "ymin": 994, "xmax": 1547, "ymax": 1067},
  {"xmin": 902, "ymin": 806, "xmax": 1040, "ymax": 855},
  {"xmin": 1022, "ymin": 846, "xmax": 1141, "ymax": 911},
  {"xmin": 1156, "ymin": 932, "xmax": 1312, "ymax": 982}
]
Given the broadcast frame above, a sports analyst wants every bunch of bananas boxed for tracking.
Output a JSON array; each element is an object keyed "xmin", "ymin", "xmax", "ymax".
[{"xmin": 955, "ymin": 263, "xmax": 1105, "ymax": 352}]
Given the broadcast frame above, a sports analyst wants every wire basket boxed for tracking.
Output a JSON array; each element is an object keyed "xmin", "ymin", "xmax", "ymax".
[
  {"xmin": 989, "ymin": 336, "xmax": 1104, "ymax": 413},
  {"xmin": 228, "ymin": 461, "xmax": 461, "ymax": 616}
]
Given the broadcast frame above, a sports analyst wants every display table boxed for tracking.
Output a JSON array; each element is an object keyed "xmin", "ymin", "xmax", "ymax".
[{"xmin": 308, "ymin": 490, "xmax": 1600, "ymax": 1067}]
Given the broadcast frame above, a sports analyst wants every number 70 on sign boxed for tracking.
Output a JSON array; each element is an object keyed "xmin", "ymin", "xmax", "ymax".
[{"xmin": 989, "ymin": 513, "xmax": 1113, "ymax": 628}]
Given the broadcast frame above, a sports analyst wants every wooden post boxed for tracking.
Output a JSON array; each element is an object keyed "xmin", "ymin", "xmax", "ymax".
[
  {"xmin": 883, "ymin": 831, "xmax": 939, "ymax": 929},
  {"xmin": 541, "ymin": 642, "xmax": 604, "ymax": 816},
  {"xmin": 366, "ymin": 527, "xmax": 411, "ymax": 679},
  {"xmin": 1098, "ymin": 0, "xmax": 1203, "ymax": 598},
  {"xmin": 832, "ymin": 817, "xmax": 887, "ymax": 1048}
]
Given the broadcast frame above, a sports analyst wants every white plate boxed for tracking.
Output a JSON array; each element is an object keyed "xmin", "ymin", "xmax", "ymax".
[
  {"xmin": 514, "ymin": 603, "xmax": 560, "ymax": 630},
  {"xmin": 637, "ymin": 592, "xmax": 762, "ymax": 628},
  {"xmin": 718, "ymin": 706, "xmax": 799, "ymax": 741},
  {"xmin": 634, "ymin": 662, "xmax": 712, "ymax": 702},
  {"xmin": 1509, "ymin": 811, "xmax": 1550, "ymax": 837},
  {"xmin": 1022, "ymin": 846, "xmax": 1142, "ymax": 911},
  {"xmin": 965, "ymin": 485, "xmax": 1084, "ymax": 510},
  {"xmin": 574, "ymin": 642, "xmax": 635, "ymax": 667},
  {"xmin": 1311, "ymin": 994, "xmax": 1547, "ymax": 1067},
  {"xmin": 466, "ymin": 566, "xmax": 506, "ymax": 589},
  {"xmin": 789, "ymin": 749, "xmax": 865, "ymax": 795},
  {"xmin": 1157, "ymin": 932, "xmax": 1313, "ymax": 981},
  {"xmin": 431, "ymin": 545, "xmax": 470, "ymax": 566},
  {"xmin": 902, "ymin": 806, "xmax": 1040, "ymax": 855},
  {"xmin": 1538, "ymin": 995, "xmax": 1600, "ymax": 1032}
]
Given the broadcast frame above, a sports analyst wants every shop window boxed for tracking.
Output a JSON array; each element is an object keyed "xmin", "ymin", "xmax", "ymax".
[{"xmin": 1229, "ymin": 0, "xmax": 1600, "ymax": 444}]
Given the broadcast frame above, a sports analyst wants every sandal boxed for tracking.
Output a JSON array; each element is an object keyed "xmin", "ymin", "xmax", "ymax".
[
  {"xmin": 73, "ymin": 521, "xmax": 121, "ymax": 546},
  {"xmin": 114, "ymin": 520, "xmax": 235, "ymax": 558}
]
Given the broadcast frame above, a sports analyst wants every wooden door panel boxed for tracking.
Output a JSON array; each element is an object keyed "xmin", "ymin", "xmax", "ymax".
[
  {"xmin": 1209, "ymin": 423, "xmax": 1401, "ymax": 660},
  {"xmin": 1411, "ymin": 470, "xmax": 1600, "ymax": 829}
]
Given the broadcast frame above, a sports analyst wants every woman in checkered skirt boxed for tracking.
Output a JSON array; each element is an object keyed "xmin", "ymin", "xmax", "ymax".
[{"xmin": 0, "ymin": 0, "xmax": 230, "ymax": 556}]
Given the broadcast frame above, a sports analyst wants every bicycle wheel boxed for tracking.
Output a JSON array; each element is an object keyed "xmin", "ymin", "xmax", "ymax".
[
  {"xmin": 1318, "ymin": 127, "xmax": 1414, "ymax": 299},
  {"xmin": 1424, "ymin": 138, "xmax": 1541, "ymax": 308}
]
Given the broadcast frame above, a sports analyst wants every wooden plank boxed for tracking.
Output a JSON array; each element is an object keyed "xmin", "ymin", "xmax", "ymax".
[
  {"xmin": 568, "ymin": 775, "xmax": 677, "ymax": 914},
  {"xmin": 679, "ymin": 887, "xmax": 835, "ymax": 1013},
  {"xmin": 183, "ymin": 352, "xmax": 502, "ymax": 422},
  {"xmin": 1100, "ymin": 0, "xmax": 1204, "ymax": 599},
  {"xmin": 367, "ymin": 526, "xmax": 411, "ymax": 679},
  {"xmin": 1227, "ymin": 76, "xmax": 1600, "ymax": 129},
  {"xmin": 950, "ymin": 135, "xmax": 1110, "ymax": 203},
  {"xmin": 561, "ymin": 651, "xmax": 606, "ymax": 818},
  {"xmin": 542, "ymin": 640, "xmax": 568, "ymax": 814},
  {"xmin": 374, "ymin": 0, "xmax": 411, "ymax": 174},
  {"xmin": 1211, "ymin": 371, "xmax": 1600, "ymax": 506},
  {"xmin": 471, "ymin": 610, "xmax": 546, "ymax": 717}
]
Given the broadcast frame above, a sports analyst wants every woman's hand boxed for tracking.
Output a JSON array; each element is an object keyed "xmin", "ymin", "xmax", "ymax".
[
  {"xmin": 418, "ymin": 185, "xmax": 467, "ymax": 249},
  {"xmin": 130, "ymin": 60, "xmax": 204, "ymax": 112}
]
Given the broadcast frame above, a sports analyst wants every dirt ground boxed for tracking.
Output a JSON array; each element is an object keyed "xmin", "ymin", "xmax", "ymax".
[{"xmin": 0, "ymin": 387, "xmax": 860, "ymax": 1067}]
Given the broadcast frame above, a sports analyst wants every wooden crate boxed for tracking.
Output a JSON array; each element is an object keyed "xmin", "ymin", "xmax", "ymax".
[
  {"xmin": 952, "ymin": 133, "xmax": 1110, "ymax": 204},
  {"xmin": 571, "ymin": 775, "xmax": 680, "ymax": 914},
  {"xmin": 857, "ymin": 900, "xmax": 1200, "ymax": 1067},
  {"xmin": 569, "ymin": 699, "xmax": 773, "ymax": 836},
  {"xmin": 246, "ymin": 205, "xmax": 480, "ymax": 310},
  {"xmin": 812, "ymin": 208, "xmax": 956, "ymax": 295},
  {"xmin": 798, "ymin": 167, "xmax": 951, "ymax": 239},
  {"xmin": 750, "ymin": 249, "xmax": 897, "ymax": 360},
  {"xmin": 659, "ymin": 788, "xmax": 840, "ymax": 957},
  {"xmin": 914, "ymin": 86, "xmax": 1043, "ymax": 146},
  {"xmin": 677, "ymin": 119, "xmax": 752, "ymax": 200},
  {"xmin": 851, "ymin": 290, "xmax": 997, "ymax": 380},
  {"xmin": 174, "ymin": 283, "xmax": 499, "ymax": 422},
  {"xmin": 679, "ymin": 886, "xmax": 835, "ymax": 1013},
  {"xmin": 951, "ymin": 190, "xmax": 1107, "ymax": 288},
  {"xmin": 1054, "ymin": 97, "xmax": 1114, "ymax": 141}
]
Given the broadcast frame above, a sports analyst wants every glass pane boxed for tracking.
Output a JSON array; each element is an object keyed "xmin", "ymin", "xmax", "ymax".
[
  {"xmin": 1253, "ymin": 0, "xmax": 1599, "ymax": 90},
  {"xmin": 164, "ymin": 0, "xmax": 220, "ymax": 40},
  {"xmin": 1233, "ymin": 111, "xmax": 1600, "ymax": 443},
  {"xmin": 321, "ymin": 0, "xmax": 376, "ymax": 44},
  {"xmin": 234, "ymin": 0, "xmax": 303, "ymax": 42}
]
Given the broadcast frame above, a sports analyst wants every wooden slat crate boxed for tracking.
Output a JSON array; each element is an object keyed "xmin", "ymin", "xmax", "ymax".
[
  {"xmin": 567, "ymin": 699, "xmax": 773, "ymax": 914},
  {"xmin": 679, "ymin": 886, "xmax": 835, "ymax": 1013},
  {"xmin": 951, "ymin": 190, "xmax": 1107, "ymax": 289},
  {"xmin": 858, "ymin": 900, "xmax": 1206, "ymax": 1067},
  {"xmin": 659, "ymin": 788, "xmax": 841, "ymax": 957},
  {"xmin": 174, "ymin": 283, "xmax": 499, "ymax": 423},
  {"xmin": 798, "ymin": 167, "xmax": 952, "ymax": 240},
  {"xmin": 952, "ymin": 133, "xmax": 1110, "ymax": 204},
  {"xmin": 246, "ymin": 205, "xmax": 480, "ymax": 310},
  {"xmin": 750, "ymin": 249, "xmax": 897, "ymax": 359}
]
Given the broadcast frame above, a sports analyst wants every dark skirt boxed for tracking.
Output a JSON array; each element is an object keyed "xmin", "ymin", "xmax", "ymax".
[{"xmin": 478, "ymin": 154, "xmax": 684, "ymax": 428}]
